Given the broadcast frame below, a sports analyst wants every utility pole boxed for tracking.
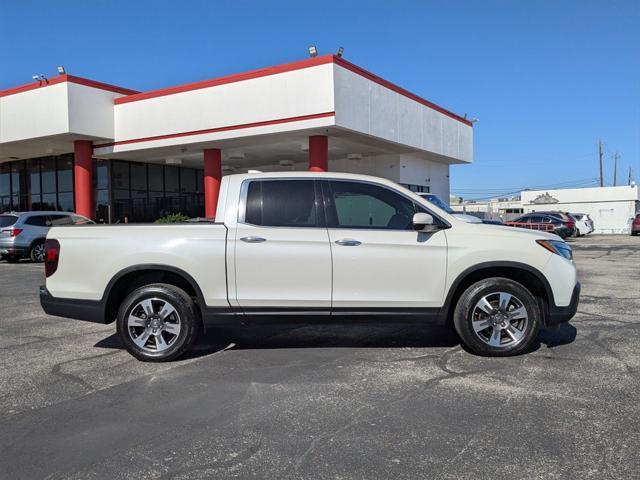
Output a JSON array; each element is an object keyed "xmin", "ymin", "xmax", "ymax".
[
  {"xmin": 598, "ymin": 139, "xmax": 604, "ymax": 187},
  {"xmin": 613, "ymin": 152, "xmax": 619, "ymax": 186},
  {"xmin": 630, "ymin": 167, "xmax": 634, "ymax": 185}
]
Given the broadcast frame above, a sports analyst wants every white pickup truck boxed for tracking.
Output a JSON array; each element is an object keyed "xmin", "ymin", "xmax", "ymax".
[{"xmin": 40, "ymin": 172, "xmax": 580, "ymax": 361}]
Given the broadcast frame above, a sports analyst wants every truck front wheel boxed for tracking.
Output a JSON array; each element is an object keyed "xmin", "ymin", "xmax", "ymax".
[
  {"xmin": 453, "ymin": 277, "xmax": 541, "ymax": 356},
  {"xmin": 116, "ymin": 283, "xmax": 200, "ymax": 362}
]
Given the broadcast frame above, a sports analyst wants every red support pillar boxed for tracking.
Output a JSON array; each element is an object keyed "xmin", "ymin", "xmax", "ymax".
[
  {"xmin": 73, "ymin": 140, "xmax": 94, "ymax": 219},
  {"xmin": 308, "ymin": 135, "xmax": 328, "ymax": 172},
  {"xmin": 204, "ymin": 148, "xmax": 222, "ymax": 218}
]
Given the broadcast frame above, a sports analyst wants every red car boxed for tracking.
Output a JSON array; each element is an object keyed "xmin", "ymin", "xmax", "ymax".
[{"xmin": 632, "ymin": 214, "xmax": 640, "ymax": 236}]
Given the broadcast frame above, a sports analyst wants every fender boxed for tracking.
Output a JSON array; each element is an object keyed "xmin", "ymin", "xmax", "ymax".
[
  {"xmin": 102, "ymin": 263, "xmax": 212, "ymax": 311},
  {"xmin": 439, "ymin": 261, "xmax": 556, "ymax": 323}
]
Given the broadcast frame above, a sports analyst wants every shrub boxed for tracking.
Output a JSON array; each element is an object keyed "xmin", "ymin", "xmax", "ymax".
[{"xmin": 155, "ymin": 213, "xmax": 190, "ymax": 224}]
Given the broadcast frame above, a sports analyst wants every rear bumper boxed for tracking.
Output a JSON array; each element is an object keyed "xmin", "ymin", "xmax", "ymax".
[
  {"xmin": 547, "ymin": 282, "xmax": 580, "ymax": 326},
  {"xmin": 39, "ymin": 286, "xmax": 108, "ymax": 324},
  {"xmin": 0, "ymin": 245, "xmax": 28, "ymax": 257}
]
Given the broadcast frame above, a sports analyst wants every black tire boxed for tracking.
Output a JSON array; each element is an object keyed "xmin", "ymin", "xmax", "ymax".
[
  {"xmin": 453, "ymin": 277, "xmax": 541, "ymax": 357},
  {"xmin": 116, "ymin": 283, "xmax": 200, "ymax": 362},
  {"xmin": 30, "ymin": 241, "xmax": 46, "ymax": 263}
]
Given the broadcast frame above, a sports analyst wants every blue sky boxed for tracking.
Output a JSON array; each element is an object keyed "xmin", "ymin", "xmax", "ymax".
[{"xmin": 1, "ymin": 0, "xmax": 638, "ymax": 199}]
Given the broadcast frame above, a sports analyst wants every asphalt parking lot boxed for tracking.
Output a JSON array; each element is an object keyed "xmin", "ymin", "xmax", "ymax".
[{"xmin": 0, "ymin": 235, "xmax": 638, "ymax": 479}]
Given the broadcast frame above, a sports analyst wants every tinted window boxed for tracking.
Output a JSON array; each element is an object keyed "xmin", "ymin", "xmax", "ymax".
[
  {"xmin": 49, "ymin": 215, "xmax": 73, "ymax": 226},
  {"xmin": 0, "ymin": 215, "xmax": 18, "ymax": 227},
  {"xmin": 72, "ymin": 215, "xmax": 93, "ymax": 225},
  {"xmin": 244, "ymin": 180, "xmax": 317, "ymax": 227},
  {"xmin": 328, "ymin": 181, "xmax": 419, "ymax": 230},
  {"xmin": 24, "ymin": 215, "xmax": 49, "ymax": 227}
]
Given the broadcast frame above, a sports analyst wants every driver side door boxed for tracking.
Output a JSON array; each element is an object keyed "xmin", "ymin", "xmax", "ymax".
[{"xmin": 323, "ymin": 180, "xmax": 448, "ymax": 312}]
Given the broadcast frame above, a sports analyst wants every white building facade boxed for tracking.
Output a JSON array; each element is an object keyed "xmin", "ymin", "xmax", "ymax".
[{"xmin": 0, "ymin": 55, "xmax": 473, "ymax": 222}]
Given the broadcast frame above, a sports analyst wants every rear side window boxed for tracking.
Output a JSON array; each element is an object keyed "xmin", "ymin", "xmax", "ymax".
[
  {"xmin": 0, "ymin": 215, "xmax": 18, "ymax": 228},
  {"xmin": 71, "ymin": 215, "xmax": 93, "ymax": 225},
  {"xmin": 49, "ymin": 215, "xmax": 73, "ymax": 226},
  {"xmin": 244, "ymin": 180, "xmax": 317, "ymax": 227},
  {"xmin": 24, "ymin": 215, "xmax": 49, "ymax": 227}
]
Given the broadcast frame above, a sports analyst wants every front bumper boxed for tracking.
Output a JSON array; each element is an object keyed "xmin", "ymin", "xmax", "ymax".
[
  {"xmin": 547, "ymin": 282, "xmax": 580, "ymax": 326},
  {"xmin": 39, "ymin": 286, "xmax": 108, "ymax": 323}
]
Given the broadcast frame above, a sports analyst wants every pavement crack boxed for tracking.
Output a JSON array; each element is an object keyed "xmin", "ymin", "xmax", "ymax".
[{"xmin": 50, "ymin": 350, "xmax": 120, "ymax": 393}]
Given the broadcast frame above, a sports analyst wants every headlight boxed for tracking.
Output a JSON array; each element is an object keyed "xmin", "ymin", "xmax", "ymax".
[{"xmin": 536, "ymin": 239, "xmax": 573, "ymax": 260}]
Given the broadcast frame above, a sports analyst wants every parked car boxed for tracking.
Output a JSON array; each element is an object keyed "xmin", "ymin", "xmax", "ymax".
[
  {"xmin": 0, "ymin": 211, "xmax": 94, "ymax": 263},
  {"xmin": 417, "ymin": 193, "xmax": 482, "ymax": 223},
  {"xmin": 510, "ymin": 213, "xmax": 575, "ymax": 239},
  {"xmin": 533, "ymin": 211, "xmax": 578, "ymax": 237},
  {"xmin": 569, "ymin": 213, "xmax": 594, "ymax": 237},
  {"xmin": 632, "ymin": 214, "xmax": 640, "ymax": 236},
  {"xmin": 482, "ymin": 219, "xmax": 504, "ymax": 225},
  {"xmin": 41, "ymin": 172, "xmax": 579, "ymax": 361}
]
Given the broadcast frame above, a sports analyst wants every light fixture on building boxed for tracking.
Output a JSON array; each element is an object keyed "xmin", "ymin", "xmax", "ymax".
[
  {"xmin": 32, "ymin": 74, "xmax": 48, "ymax": 83},
  {"xmin": 347, "ymin": 153, "xmax": 362, "ymax": 161},
  {"xmin": 336, "ymin": 47, "xmax": 344, "ymax": 58},
  {"xmin": 165, "ymin": 158, "xmax": 182, "ymax": 165},
  {"xmin": 308, "ymin": 45, "xmax": 318, "ymax": 58},
  {"xmin": 57, "ymin": 66, "xmax": 66, "ymax": 75},
  {"xmin": 279, "ymin": 159, "xmax": 294, "ymax": 167}
]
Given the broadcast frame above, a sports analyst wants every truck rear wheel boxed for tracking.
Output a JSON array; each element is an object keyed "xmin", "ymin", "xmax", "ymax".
[
  {"xmin": 116, "ymin": 283, "xmax": 200, "ymax": 362},
  {"xmin": 453, "ymin": 277, "xmax": 541, "ymax": 356}
]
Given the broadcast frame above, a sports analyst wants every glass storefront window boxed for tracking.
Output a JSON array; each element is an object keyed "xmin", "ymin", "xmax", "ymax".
[
  {"xmin": 11, "ymin": 162, "xmax": 26, "ymax": 197},
  {"xmin": 131, "ymin": 163, "xmax": 147, "ymax": 191},
  {"xmin": 58, "ymin": 192, "xmax": 74, "ymax": 212},
  {"xmin": 111, "ymin": 161, "xmax": 130, "ymax": 190},
  {"xmin": 41, "ymin": 193, "xmax": 57, "ymax": 210},
  {"xmin": 57, "ymin": 155, "xmax": 74, "ymax": 192},
  {"xmin": 149, "ymin": 164, "xmax": 164, "ymax": 191},
  {"xmin": 41, "ymin": 157, "xmax": 57, "ymax": 194},
  {"xmin": 94, "ymin": 159, "xmax": 109, "ymax": 190},
  {"xmin": 181, "ymin": 169, "xmax": 196, "ymax": 193},
  {"xmin": 0, "ymin": 164, "xmax": 10, "ymax": 198},
  {"xmin": 28, "ymin": 158, "xmax": 41, "ymax": 195},
  {"xmin": 1, "ymin": 157, "xmax": 205, "ymax": 220},
  {"xmin": 95, "ymin": 189, "xmax": 110, "ymax": 224},
  {"xmin": 165, "ymin": 166, "xmax": 180, "ymax": 193}
]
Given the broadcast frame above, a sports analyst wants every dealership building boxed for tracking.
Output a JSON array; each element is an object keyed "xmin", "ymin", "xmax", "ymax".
[{"xmin": 0, "ymin": 55, "xmax": 473, "ymax": 222}]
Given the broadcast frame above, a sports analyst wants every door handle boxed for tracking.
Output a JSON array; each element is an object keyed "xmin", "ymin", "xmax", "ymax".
[
  {"xmin": 240, "ymin": 236, "xmax": 267, "ymax": 243},
  {"xmin": 335, "ymin": 239, "xmax": 362, "ymax": 246}
]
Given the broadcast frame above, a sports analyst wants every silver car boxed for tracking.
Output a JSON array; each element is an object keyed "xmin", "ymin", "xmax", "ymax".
[{"xmin": 0, "ymin": 211, "xmax": 94, "ymax": 263}]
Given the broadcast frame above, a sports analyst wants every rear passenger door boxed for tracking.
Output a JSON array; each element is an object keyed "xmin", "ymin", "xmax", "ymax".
[{"xmin": 233, "ymin": 179, "xmax": 332, "ymax": 311}]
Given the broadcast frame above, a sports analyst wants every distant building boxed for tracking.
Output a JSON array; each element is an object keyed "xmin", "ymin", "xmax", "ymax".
[
  {"xmin": 451, "ymin": 196, "xmax": 523, "ymax": 221},
  {"xmin": 522, "ymin": 185, "xmax": 640, "ymax": 234}
]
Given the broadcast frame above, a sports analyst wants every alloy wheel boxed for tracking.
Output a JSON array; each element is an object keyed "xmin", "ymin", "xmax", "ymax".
[
  {"xmin": 471, "ymin": 292, "xmax": 529, "ymax": 348},
  {"xmin": 127, "ymin": 298, "xmax": 182, "ymax": 352},
  {"xmin": 33, "ymin": 243, "xmax": 46, "ymax": 262}
]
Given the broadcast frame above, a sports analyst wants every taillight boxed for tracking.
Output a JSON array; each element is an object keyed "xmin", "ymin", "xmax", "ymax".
[
  {"xmin": 1, "ymin": 228, "xmax": 22, "ymax": 237},
  {"xmin": 44, "ymin": 239, "xmax": 60, "ymax": 278}
]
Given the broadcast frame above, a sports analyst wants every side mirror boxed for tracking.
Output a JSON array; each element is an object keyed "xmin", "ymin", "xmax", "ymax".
[{"xmin": 413, "ymin": 212, "xmax": 436, "ymax": 231}]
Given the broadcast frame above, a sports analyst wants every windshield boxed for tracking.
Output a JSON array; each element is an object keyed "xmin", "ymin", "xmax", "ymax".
[
  {"xmin": 0, "ymin": 215, "xmax": 18, "ymax": 228},
  {"xmin": 419, "ymin": 194, "xmax": 454, "ymax": 214}
]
